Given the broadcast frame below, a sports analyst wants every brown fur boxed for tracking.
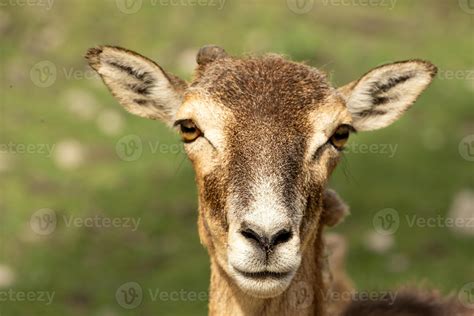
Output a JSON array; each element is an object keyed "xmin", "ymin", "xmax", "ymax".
[{"xmin": 323, "ymin": 233, "xmax": 355, "ymax": 316}]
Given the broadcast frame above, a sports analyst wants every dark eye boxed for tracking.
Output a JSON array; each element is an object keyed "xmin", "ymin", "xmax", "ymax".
[
  {"xmin": 175, "ymin": 119, "xmax": 202, "ymax": 143},
  {"xmin": 329, "ymin": 124, "xmax": 352, "ymax": 150}
]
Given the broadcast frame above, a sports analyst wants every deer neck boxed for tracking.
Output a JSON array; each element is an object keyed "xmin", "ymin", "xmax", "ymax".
[{"xmin": 206, "ymin": 227, "xmax": 327, "ymax": 316}]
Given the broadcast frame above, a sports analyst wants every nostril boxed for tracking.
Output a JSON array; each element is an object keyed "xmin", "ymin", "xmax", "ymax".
[
  {"xmin": 271, "ymin": 229, "xmax": 293, "ymax": 246},
  {"xmin": 240, "ymin": 228, "xmax": 262, "ymax": 244},
  {"xmin": 240, "ymin": 225, "xmax": 293, "ymax": 251}
]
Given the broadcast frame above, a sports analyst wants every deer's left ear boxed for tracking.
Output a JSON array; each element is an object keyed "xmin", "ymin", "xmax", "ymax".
[{"xmin": 338, "ymin": 60, "xmax": 437, "ymax": 131}]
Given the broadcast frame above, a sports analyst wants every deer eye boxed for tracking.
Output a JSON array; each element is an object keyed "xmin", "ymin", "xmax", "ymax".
[
  {"xmin": 175, "ymin": 119, "xmax": 202, "ymax": 143},
  {"xmin": 329, "ymin": 124, "xmax": 352, "ymax": 150}
]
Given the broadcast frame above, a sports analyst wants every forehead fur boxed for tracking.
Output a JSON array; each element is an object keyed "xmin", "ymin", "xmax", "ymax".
[
  {"xmin": 184, "ymin": 56, "xmax": 341, "ymax": 218},
  {"xmin": 191, "ymin": 54, "xmax": 333, "ymax": 119}
]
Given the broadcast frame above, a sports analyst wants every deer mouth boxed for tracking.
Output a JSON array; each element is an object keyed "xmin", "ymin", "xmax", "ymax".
[
  {"xmin": 230, "ymin": 265, "xmax": 296, "ymax": 298},
  {"xmin": 234, "ymin": 268, "xmax": 291, "ymax": 280}
]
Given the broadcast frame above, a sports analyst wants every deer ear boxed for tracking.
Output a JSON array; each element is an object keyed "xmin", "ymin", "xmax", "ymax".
[
  {"xmin": 85, "ymin": 46, "xmax": 187, "ymax": 125},
  {"xmin": 321, "ymin": 189, "xmax": 350, "ymax": 228},
  {"xmin": 338, "ymin": 60, "xmax": 437, "ymax": 131}
]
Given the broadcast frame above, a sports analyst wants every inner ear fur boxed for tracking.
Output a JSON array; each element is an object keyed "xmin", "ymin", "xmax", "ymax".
[
  {"xmin": 338, "ymin": 60, "xmax": 437, "ymax": 131},
  {"xmin": 85, "ymin": 45, "xmax": 187, "ymax": 125}
]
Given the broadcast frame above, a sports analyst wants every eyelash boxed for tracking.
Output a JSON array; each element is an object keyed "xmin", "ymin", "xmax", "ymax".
[
  {"xmin": 312, "ymin": 124, "xmax": 354, "ymax": 159},
  {"xmin": 174, "ymin": 119, "xmax": 203, "ymax": 143}
]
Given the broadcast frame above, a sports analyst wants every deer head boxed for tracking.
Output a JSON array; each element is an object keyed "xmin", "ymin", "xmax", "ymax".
[{"xmin": 86, "ymin": 45, "xmax": 436, "ymax": 299}]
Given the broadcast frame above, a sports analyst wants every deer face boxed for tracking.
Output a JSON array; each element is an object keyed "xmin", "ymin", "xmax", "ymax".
[{"xmin": 86, "ymin": 45, "xmax": 436, "ymax": 298}]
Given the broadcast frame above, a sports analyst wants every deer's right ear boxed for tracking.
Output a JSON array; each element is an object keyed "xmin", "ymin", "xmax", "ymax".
[{"xmin": 85, "ymin": 46, "xmax": 187, "ymax": 125}]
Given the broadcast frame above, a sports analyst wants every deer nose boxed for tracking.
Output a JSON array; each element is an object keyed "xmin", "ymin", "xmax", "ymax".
[{"xmin": 240, "ymin": 224, "xmax": 293, "ymax": 252}]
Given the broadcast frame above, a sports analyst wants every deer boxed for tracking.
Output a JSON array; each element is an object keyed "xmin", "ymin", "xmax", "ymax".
[{"xmin": 85, "ymin": 45, "xmax": 470, "ymax": 316}]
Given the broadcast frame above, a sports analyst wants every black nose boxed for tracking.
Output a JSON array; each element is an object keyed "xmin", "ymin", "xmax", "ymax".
[{"xmin": 240, "ymin": 226, "xmax": 293, "ymax": 252}]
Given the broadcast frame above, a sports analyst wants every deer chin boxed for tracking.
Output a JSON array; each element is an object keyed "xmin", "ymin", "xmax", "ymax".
[{"xmin": 229, "ymin": 264, "xmax": 297, "ymax": 298}]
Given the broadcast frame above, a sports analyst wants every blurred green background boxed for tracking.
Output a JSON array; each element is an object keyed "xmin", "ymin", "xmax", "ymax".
[{"xmin": 1, "ymin": 0, "xmax": 473, "ymax": 315}]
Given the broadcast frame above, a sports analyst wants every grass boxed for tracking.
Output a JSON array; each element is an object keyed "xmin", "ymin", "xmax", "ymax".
[{"xmin": 1, "ymin": 1, "xmax": 473, "ymax": 315}]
